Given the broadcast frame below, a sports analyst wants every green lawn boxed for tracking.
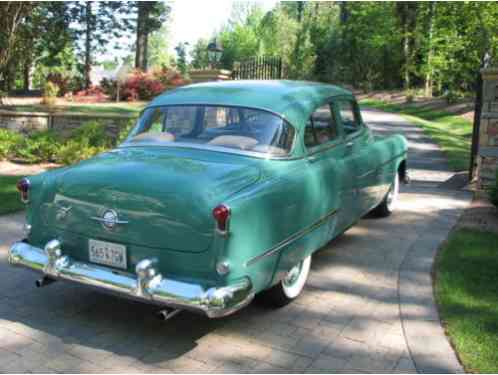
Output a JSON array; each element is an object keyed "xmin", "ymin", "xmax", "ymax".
[
  {"xmin": 0, "ymin": 175, "xmax": 25, "ymax": 215},
  {"xmin": 0, "ymin": 102, "xmax": 144, "ymax": 115},
  {"xmin": 360, "ymin": 98, "xmax": 472, "ymax": 171},
  {"xmin": 435, "ymin": 229, "xmax": 498, "ymax": 373}
]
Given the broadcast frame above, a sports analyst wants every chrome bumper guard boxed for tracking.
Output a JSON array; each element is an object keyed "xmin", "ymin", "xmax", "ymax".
[{"xmin": 8, "ymin": 240, "xmax": 254, "ymax": 318}]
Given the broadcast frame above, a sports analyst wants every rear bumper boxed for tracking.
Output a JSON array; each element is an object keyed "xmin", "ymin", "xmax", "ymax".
[{"xmin": 8, "ymin": 239, "xmax": 254, "ymax": 318}]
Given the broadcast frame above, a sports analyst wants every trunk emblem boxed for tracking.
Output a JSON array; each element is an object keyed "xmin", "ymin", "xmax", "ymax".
[
  {"xmin": 90, "ymin": 209, "xmax": 129, "ymax": 230},
  {"xmin": 56, "ymin": 206, "xmax": 72, "ymax": 221}
]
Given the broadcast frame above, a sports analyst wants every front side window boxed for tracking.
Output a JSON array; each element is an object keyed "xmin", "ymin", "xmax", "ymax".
[
  {"xmin": 304, "ymin": 104, "xmax": 339, "ymax": 149},
  {"xmin": 123, "ymin": 105, "xmax": 295, "ymax": 156},
  {"xmin": 337, "ymin": 100, "xmax": 362, "ymax": 135}
]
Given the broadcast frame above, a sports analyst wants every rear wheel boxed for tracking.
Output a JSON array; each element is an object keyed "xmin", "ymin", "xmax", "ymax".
[
  {"xmin": 373, "ymin": 172, "xmax": 399, "ymax": 217},
  {"xmin": 260, "ymin": 255, "xmax": 311, "ymax": 307}
]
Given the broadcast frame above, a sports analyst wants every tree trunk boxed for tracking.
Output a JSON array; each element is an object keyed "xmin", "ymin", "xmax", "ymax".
[
  {"xmin": 424, "ymin": 2, "xmax": 436, "ymax": 97},
  {"xmin": 402, "ymin": 23, "xmax": 410, "ymax": 90},
  {"xmin": 396, "ymin": 3, "xmax": 417, "ymax": 91},
  {"xmin": 84, "ymin": 2, "xmax": 93, "ymax": 89},
  {"xmin": 23, "ymin": 58, "xmax": 31, "ymax": 92},
  {"xmin": 135, "ymin": 3, "xmax": 149, "ymax": 71}
]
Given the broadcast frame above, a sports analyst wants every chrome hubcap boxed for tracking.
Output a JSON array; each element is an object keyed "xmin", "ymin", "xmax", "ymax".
[{"xmin": 283, "ymin": 262, "xmax": 302, "ymax": 287}]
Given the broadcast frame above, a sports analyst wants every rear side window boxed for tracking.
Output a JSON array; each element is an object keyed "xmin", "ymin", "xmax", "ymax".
[
  {"xmin": 336, "ymin": 100, "xmax": 362, "ymax": 135},
  {"xmin": 304, "ymin": 104, "xmax": 339, "ymax": 149}
]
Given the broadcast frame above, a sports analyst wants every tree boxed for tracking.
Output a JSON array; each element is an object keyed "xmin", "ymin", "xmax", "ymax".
[
  {"xmin": 174, "ymin": 42, "xmax": 189, "ymax": 75},
  {"xmin": 69, "ymin": 1, "xmax": 130, "ymax": 88},
  {"xmin": 0, "ymin": 2, "xmax": 36, "ymax": 91},
  {"xmin": 395, "ymin": 2, "xmax": 418, "ymax": 90},
  {"xmin": 134, "ymin": 1, "xmax": 170, "ymax": 71},
  {"xmin": 190, "ymin": 38, "xmax": 209, "ymax": 70},
  {"xmin": 148, "ymin": 24, "xmax": 172, "ymax": 69}
]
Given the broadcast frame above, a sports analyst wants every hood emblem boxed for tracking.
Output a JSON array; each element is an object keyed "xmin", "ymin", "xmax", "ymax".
[{"xmin": 91, "ymin": 209, "xmax": 129, "ymax": 230}]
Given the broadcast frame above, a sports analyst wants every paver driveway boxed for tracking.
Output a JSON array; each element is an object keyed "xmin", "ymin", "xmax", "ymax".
[{"xmin": 0, "ymin": 109, "xmax": 471, "ymax": 373}]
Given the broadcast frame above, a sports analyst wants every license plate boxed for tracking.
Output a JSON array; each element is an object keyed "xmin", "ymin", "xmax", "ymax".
[{"xmin": 88, "ymin": 239, "xmax": 127, "ymax": 269}]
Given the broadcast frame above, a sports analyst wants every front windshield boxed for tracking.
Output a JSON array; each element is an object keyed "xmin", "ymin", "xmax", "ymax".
[{"xmin": 122, "ymin": 105, "xmax": 295, "ymax": 156}]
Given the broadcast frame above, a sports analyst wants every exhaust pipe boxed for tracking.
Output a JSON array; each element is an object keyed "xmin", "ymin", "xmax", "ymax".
[
  {"xmin": 35, "ymin": 276, "xmax": 56, "ymax": 288},
  {"xmin": 156, "ymin": 308, "xmax": 181, "ymax": 321}
]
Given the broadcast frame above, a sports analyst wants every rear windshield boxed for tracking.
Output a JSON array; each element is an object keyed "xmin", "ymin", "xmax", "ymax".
[{"xmin": 122, "ymin": 105, "xmax": 295, "ymax": 156}]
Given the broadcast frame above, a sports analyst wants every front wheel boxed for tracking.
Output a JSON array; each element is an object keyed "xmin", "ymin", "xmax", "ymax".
[
  {"xmin": 260, "ymin": 255, "xmax": 311, "ymax": 307},
  {"xmin": 373, "ymin": 172, "xmax": 399, "ymax": 217}
]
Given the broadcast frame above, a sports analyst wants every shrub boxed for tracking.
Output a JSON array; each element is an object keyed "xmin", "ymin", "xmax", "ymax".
[
  {"xmin": 100, "ymin": 78, "xmax": 117, "ymax": 99},
  {"xmin": 101, "ymin": 68, "xmax": 187, "ymax": 101},
  {"xmin": 14, "ymin": 131, "xmax": 61, "ymax": 163},
  {"xmin": 116, "ymin": 119, "xmax": 135, "ymax": 144},
  {"xmin": 56, "ymin": 139, "xmax": 107, "ymax": 165},
  {"xmin": 0, "ymin": 129, "xmax": 23, "ymax": 160},
  {"xmin": 42, "ymin": 82, "xmax": 59, "ymax": 106},
  {"xmin": 55, "ymin": 121, "xmax": 110, "ymax": 165},
  {"xmin": 490, "ymin": 171, "xmax": 498, "ymax": 208}
]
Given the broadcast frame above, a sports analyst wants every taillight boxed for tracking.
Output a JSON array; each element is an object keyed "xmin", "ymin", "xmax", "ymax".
[
  {"xmin": 16, "ymin": 178, "xmax": 31, "ymax": 203},
  {"xmin": 212, "ymin": 204, "xmax": 230, "ymax": 233}
]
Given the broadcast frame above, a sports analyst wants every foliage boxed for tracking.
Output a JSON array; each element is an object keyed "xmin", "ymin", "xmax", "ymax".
[
  {"xmin": 490, "ymin": 171, "xmax": 498, "ymax": 208},
  {"xmin": 133, "ymin": 1, "xmax": 172, "ymax": 71},
  {"xmin": 148, "ymin": 24, "xmax": 172, "ymax": 69},
  {"xmin": 0, "ymin": 128, "xmax": 23, "ymax": 160},
  {"xmin": 42, "ymin": 81, "xmax": 59, "ymax": 106},
  {"xmin": 53, "ymin": 121, "xmax": 109, "ymax": 165},
  {"xmin": 14, "ymin": 130, "xmax": 61, "ymax": 163},
  {"xmin": 435, "ymin": 229, "xmax": 498, "ymax": 373},
  {"xmin": 122, "ymin": 70, "xmax": 165, "ymax": 101},
  {"xmin": 208, "ymin": 2, "xmax": 498, "ymax": 93},
  {"xmin": 101, "ymin": 68, "xmax": 185, "ymax": 101},
  {"xmin": 361, "ymin": 98, "xmax": 472, "ymax": 171},
  {"xmin": 174, "ymin": 42, "xmax": 189, "ymax": 75},
  {"xmin": 0, "ymin": 174, "xmax": 26, "ymax": 215},
  {"xmin": 190, "ymin": 39, "xmax": 210, "ymax": 70},
  {"xmin": 0, "ymin": 119, "xmax": 136, "ymax": 166}
]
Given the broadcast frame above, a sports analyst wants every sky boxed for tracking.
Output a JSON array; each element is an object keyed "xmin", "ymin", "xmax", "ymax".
[{"xmin": 167, "ymin": 0, "xmax": 278, "ymax": 54}]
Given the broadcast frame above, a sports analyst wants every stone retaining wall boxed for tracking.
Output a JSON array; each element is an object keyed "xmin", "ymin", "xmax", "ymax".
[
  {"xmin": 477, "ymin": 67, "xmax": 498, "ymax": 188},
  {"xmin": 0, "ymin": 110, "xmax": 137, "ymax": 140}
]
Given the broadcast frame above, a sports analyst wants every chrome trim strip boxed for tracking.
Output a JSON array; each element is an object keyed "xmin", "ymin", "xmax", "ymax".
[
  {"xmin": 246, "ymin": 208, "xmax": 339, "ymax": 266},
  {"xmin": 90, "ymin": 217, "xmax": 129, "ymax": 225},
  {"xmin": 358, "ymin": 153, "xmax": 407, "ymax": 180},
  {"xmin": 8, "ymin": 240, "xmax": 254, "ymax": 318},
  {"xmin": 119, "ymin": 141, "xmax": 300, "ymax": 161}
]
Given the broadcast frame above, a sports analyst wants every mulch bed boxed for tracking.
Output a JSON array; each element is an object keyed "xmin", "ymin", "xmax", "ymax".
[{"xmin": 456, "ymin": 196, "xmax": 498, "ymax": 233}]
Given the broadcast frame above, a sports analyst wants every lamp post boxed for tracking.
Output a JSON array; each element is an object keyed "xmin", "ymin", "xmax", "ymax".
[{"xmin": 207, "ymin": 39, "xmax": 223, "ymax": 69}]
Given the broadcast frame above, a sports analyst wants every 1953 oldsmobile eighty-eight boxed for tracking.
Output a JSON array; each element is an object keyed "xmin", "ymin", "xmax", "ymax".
[{"xmin": 9, "ymin": 81, "xmax": 408, "ymax": 319}]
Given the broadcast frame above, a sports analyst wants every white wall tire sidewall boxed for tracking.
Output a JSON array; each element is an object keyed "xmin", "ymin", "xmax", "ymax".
[
  {"xmin": 386, "ymin": 173, "xmax": 399, "ymax": 212},
  {"xmin": 282, "ymin": 255, "xmax": 311, "ymax": 299}
]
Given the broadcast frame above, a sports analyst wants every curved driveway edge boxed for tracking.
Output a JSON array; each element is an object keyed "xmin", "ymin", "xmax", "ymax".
[{"xmin": 398, "ymin": 188, "xmax": 471, "ymax": 373}]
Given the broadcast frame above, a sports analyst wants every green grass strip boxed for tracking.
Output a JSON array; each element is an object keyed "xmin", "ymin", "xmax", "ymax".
[
  {"xmin": 360, "ymin": 98, "xmax": 472, "ymax": 171},
  {"xmin": 435, "ymin": 229, "xmax": 498, "ymax": 373}
]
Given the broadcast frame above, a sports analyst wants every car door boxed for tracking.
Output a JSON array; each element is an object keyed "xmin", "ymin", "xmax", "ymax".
[
  {"xmin": 303, "ymin": 102, "xmax": 352, "ymax": 240},
  {"xmin": 334, "ymin": 98, "xmax": 377, "ymax": 218}
]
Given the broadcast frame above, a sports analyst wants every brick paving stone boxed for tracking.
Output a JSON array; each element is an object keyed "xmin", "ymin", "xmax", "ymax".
[{"xmin": 0, "ymin": 109, "xmax": 472, "ymax": 373}]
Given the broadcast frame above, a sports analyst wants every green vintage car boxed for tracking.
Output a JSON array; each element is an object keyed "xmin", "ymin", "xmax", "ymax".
[{"xmin": 9, "ymin": 81, "xmax": 408, "ymax": 319}]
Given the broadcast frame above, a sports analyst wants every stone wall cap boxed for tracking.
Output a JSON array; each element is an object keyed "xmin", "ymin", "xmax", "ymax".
[
  {"xmin": 479, "ymin": 147, "xmax": 498, "ymax": 158},
  {"xmin": 0, "ymin": 109, "xmax": 137, "ymax": 119},
  {"xmin": 482, "ymin": 111, "xmax": 498, "ymax": 119},
  {"xmin": 50, "ymin": 112, "xmax": 137, "ymax": 119},
  {"xmin": 0, "ymin": 110, "xmax": 50, "ymax": 117},
  {"xmin": 481, "ymin": 67, "xmax": 498, "ymax": 78}
]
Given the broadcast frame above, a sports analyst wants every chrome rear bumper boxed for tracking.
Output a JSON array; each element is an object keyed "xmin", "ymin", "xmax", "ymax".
[{"xmin": 8, "ymin": 240, "xmax": 254, "ymax": 318}]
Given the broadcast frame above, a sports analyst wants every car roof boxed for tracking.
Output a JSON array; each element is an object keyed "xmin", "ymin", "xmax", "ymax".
[{"xmin": 148, "ymin": 80, "xmax": 353, "ymax": 129}]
